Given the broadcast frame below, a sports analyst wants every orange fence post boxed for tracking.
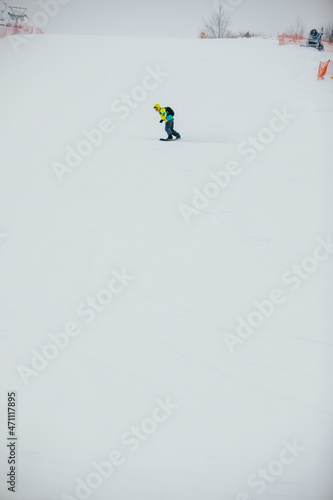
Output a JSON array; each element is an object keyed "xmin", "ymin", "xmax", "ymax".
[{"xmin": 317, "ymin": 60, "xmax": 330, "ymax": 80}]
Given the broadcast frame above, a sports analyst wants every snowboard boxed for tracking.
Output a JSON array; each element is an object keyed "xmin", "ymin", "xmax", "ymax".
[{"xmin": 160, "ymin": 137, "xmax": 180, "ymax": 141}]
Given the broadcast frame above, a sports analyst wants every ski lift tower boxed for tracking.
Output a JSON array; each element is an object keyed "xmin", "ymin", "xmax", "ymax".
[{"xmin": 7, "ymin": 6, "xmax": 27, "ymax": 32}]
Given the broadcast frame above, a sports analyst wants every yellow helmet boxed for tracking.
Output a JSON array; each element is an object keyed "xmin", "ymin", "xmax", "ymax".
[{"xmin": 153, "ymin": 103, "xmax": 161, "ymax": 110}]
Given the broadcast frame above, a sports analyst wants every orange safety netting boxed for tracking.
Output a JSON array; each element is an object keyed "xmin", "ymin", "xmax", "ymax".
[
  {"xmin": 0, "ymin": 25, "xmax": 43, "ymax": 38},
  {"xmin": 278, "ymin": 33, "xmax": 306, "ymax": 45},
  {"xmin": 322, "ymin": 40, "xmax": 333, "ymax": 53},
  {"xmin": 278, "ymin": 33, "xmax": 333, "ymax": 53},
  {"xmin": 317, "ymin": 60, "xmax": 333, "ymax": 80}
]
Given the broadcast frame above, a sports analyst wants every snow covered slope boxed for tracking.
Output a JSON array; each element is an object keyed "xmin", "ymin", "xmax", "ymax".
[{"xmin": 0, "ymin": 35, "xmax": 333, "ymax": 500}]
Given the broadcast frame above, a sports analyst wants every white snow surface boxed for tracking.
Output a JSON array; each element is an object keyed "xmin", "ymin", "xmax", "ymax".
[{"xmin": 0, "ymin": 35, "xmax": 333, "ymax": 500}]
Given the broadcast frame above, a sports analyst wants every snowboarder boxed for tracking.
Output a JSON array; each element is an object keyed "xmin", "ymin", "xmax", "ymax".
[{"xmin": 153, "ymin": 104, "xmax": 181, "ymax": 141}]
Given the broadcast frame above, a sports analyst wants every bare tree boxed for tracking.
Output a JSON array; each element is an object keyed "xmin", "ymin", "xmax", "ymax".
[
  {"xmin": 201, "ymin": 2, "xmax": 231, "ymax": 39},
  {"xmin": 285, "ymin": 15, "xmax": 306, "ymax": 36},
  {"xmin": 295, "ymin": 15, "xmax": 306, "ymax": 37},
  {"xmin": 324, "ymin": 24, "xmax": 333, "ymax": 42},
  {"xmin": 284, "ymin": 26, "xmax": 294, "ymax": 35}
]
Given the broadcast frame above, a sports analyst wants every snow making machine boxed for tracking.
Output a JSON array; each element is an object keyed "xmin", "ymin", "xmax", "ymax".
[{"xmin": 301, "ymin": 28, "xmax": 324, "ymax": 51}]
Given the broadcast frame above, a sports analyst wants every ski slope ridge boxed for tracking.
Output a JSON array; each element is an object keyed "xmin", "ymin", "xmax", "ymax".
[{"xmin": 0, "ymin": 35, "xmax": 333, "ymax": 500}]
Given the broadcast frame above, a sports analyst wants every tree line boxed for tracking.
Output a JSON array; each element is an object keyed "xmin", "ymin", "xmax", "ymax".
[{"xmin": 201, "ymin": 2, "xmax": 333, "ymax": 41}]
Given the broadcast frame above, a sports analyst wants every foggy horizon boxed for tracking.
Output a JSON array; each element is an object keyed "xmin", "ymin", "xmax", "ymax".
[{"xmin": 3, "ymin": 0, "xmax": 333, "ymax": 38}]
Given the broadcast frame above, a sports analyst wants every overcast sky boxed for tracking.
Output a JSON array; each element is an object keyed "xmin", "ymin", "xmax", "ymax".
[{"xmin": 5, "ymin": 0, "xmax": 333, "ymax": 37}]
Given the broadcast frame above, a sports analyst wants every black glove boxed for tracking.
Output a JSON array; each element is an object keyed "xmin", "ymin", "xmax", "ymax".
[{"xmin": 160, "ymin": 120, "xmax": 163, "ymax": 123}]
